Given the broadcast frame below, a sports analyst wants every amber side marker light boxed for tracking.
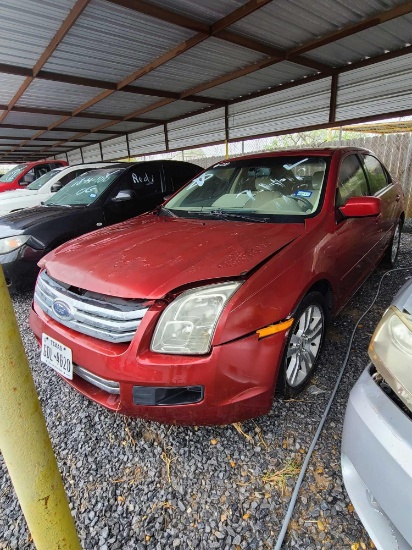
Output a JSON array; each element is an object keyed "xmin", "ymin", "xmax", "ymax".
[{"xmin": 256, "ymin": 318, "xmax": 294, "ymax": 339}]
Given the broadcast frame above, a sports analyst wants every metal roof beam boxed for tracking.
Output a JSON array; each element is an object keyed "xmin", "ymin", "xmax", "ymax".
[
  {"xmin": 0, "ymin": 123, "xmax": 123, "ymax": 134},
  {"xmin": 0, "ymin": 64, "xmax": 223, "ymax": 105},
  {"xmin": 9, "ymin": 106, "xmax": 161, "ymax": 123}
]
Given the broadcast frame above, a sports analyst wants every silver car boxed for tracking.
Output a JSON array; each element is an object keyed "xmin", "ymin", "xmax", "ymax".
[{"xmin": 341, "ymin": 278, "xmax": 412, "ymax": 550}]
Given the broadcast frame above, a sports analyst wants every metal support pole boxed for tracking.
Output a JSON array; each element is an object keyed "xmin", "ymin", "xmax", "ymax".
[{"xmin": 0, "ymin": 267, "xmax": 81, "ymax": 550}]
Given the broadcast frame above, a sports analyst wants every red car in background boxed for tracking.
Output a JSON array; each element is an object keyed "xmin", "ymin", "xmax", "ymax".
[
  {"xmin": 0, "ymin": 159, "xmax": 67, "ymax": 192},
  {"xmin": 30, "ymin": 148, "xmax": 404, "ymax": 425}
]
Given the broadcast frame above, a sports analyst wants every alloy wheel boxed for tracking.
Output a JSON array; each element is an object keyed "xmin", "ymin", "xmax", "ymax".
[{"xmin": 285, "ymin": 304, "xmax": 324, "ymax": 387}]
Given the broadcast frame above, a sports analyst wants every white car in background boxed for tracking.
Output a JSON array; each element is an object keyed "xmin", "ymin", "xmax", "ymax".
[
  {"xmin": 341, "ymin": 277, "xmax": 412, "ymax": 550},
  {"xmin": 0, "ymin": 163, "xmax": 113, "ymax": 216}
]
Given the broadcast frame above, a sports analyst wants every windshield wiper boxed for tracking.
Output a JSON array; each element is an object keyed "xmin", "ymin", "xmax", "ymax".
[
  {"xmin": 198, "ymin": 209, "xmax": 270, "ymax": 223},
  {"xmin": 159, "ymin": 206, "xmax": 177, "ymax": 217},
  {"xmin": 42, "ymin": 202, "xmax": 71, "ymax": 208}
]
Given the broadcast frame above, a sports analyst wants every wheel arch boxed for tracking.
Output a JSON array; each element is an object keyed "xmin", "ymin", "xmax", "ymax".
[{"xmin": 297, "ymin": 278, "xmax": 333, "ymax": 322}]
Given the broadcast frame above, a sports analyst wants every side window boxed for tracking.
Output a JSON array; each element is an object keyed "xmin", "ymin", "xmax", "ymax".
[
  {"xmin": 362, "ymin": 154, "xmax": 389, "ymax": 195},
  {"xmin": 167, "ymin": 162, "xmax": 202, "ymax": 192},
  {"xmin": 34, "ymin": 164, "xmax": 50, "ymax": 179},
  {"xmin": 336, "ymin": 155, "xmax": 369, "ymax": 207},
  {"xmin": 51, "ymin": 169, "xmax": 89, "ymax": 191},
  {"xmin": 128, "ymin": 165, "xmax": 163, "ymax": 196},
  {"xmin": 57, "ymin": 171, "xmax": 79, "ymax": 187}
]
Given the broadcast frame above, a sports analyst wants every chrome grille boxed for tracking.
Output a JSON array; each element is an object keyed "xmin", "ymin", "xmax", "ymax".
[
  {"xmin": 34, "ymin": 271, "xmax": 148, "ymax": 343},
  {"xmin": 73, "ymin": 364, "xmax": 120, "ymax": 394}
]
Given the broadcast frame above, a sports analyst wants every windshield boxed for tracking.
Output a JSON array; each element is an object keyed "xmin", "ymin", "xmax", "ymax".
[
  {"xmin": 0, "ymin": 164, "xmax": 27, "ymax": 183},
  {"xmin": 165, "ymin": 156, "xmax": 329, "ymax": 222},
  {"xmin": 45, "ymin": 167, "xmax": 125, "ymax": 207},
  {"xmin": 27, "ymin": 169, "xmax": 62, "ymax": 190}
]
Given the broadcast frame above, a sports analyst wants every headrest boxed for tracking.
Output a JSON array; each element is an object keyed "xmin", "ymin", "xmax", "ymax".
[
  {"xmin": 248, "ymin": 166, "xmax": 271, "ymax": 178},
  {"xmin": 255, "ymin": 176, "xmax": 274, "ymax": 191},
  {"xmin": 311, "ymin": 171, "xmax": 324, "ymax": 189}
]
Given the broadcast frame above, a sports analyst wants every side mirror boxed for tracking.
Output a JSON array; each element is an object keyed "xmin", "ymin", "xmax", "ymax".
[
  {"xmin": 20, "ymin": 174, "xmax": 35, "ymax": 185},
  {"xmin": 339, "ymin": 196, "xmax": 381, "ymax": 218},
  {"xmin": 111, "ymin": 189, "xmax": 136, "ymax": 203},
  {"xmin": 50, "ymin": 183, "xmax": 63, "ymax": 192}
]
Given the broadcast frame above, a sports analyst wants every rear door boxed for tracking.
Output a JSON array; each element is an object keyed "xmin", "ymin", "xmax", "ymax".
[
  {"xmin": 361, "ymin": 153, "xmax": 399, "ymax": 255},
  {"xmin": 332, "ymin": 153, "xmax": 379, "ymax": 303}
]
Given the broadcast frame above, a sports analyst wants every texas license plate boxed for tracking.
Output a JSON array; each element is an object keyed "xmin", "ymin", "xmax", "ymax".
[{"xmin": 41, "ymin": 334, "xmax": 73, "ymax": 380}]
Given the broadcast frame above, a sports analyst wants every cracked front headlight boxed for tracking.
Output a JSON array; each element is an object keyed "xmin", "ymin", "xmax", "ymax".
[
  {"xmin": 369, "ymin": 306, "xmax": 412, "ymax": 412},
  {"xmin": 0, "ymin": 235, "xmax": 30, "ymax": 255},
  {"xmin": 151, "ymin": 282, "xmax": 241, "ymax": 355}
]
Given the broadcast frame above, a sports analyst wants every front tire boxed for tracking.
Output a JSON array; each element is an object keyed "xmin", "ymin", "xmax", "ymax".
[{"xmin": 279, "ymin": 291, "xmax": 326, "ymax": 399}]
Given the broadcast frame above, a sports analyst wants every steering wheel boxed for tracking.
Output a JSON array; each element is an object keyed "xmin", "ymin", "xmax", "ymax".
[{"xmin": 287, "ymin": 195, "xmax": 313, "ymax": 212}]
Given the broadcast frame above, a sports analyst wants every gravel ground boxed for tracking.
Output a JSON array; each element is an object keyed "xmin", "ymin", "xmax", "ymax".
[{"xmin": 1, "ymin": 222, "xmax": 412, "ymax": 550}]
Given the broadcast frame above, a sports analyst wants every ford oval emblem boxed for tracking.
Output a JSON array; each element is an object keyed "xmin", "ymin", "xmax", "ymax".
[{"xmin": 52, "ymin": 300, "xmax": 73, "ymax": 321}]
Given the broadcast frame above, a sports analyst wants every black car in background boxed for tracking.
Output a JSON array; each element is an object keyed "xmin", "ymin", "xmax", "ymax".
[{"xmin": 0, "ymin": 160, "xmax": 203, "ymax": 292}]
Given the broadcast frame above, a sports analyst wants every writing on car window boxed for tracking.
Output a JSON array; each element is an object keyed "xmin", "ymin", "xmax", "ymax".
[
  {"xmin": 132, "ymin": 172, "xmax": 155, "ymax": 186},
  {"xmin": 44, "ymin": 168, "xmax": 125, "ymax": 207}
]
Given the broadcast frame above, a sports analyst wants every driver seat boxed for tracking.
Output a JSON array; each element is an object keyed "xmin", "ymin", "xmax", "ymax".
[{"xmin": 245, "ymin": 176, "xmax": 282, "ymax": 208}]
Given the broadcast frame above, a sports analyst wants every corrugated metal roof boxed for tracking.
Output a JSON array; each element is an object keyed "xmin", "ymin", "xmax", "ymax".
[
  {"xmin": 336, "ymin": 53, "xmax": 412, "ymax": 120},
  {"xmin": 128, "ymin": 126, "xmax": 166, "ymax": 156},
  {"xmin": 143, "ymin": 100, "xmax": 204, "ymax": 121},
  {"xmin": 230, "ymin": 0, "xmax": 407, "ymax": 51},
  {"xmin": 0, "ymin": 128, "xmax": 38, "ymax": 138},
  {"xmin": 42, "ymin": 0, "xmax": 196, "ymax": 83},
  {"xmin": 58, "ymin": 117, "xmax": 112, "ymax": 130},
  {"xmin": 84, "ymin": 91, "xmax": 155, "ymax": 117},
  {"xmin": 67, "ymin": 149, "xmax": 83, "ymax": 164},
  {"xmin": 79, "ymin": 132, "xmax": 117, "ymax": 140},
  {"xmin": 308, "ymin": 14, "xmax": 412, "ymax": 66},
  {"xmin": 229, "ymin": 78, "xmax": 332, "ymax": 139},
  {"xmin": 82, "ymin": 142, "xmax": 103, "ymax": 162},
  {"xmin": 0, "ymin": 0, "xmax": 78, "ymax": 68},
  {"xmin": 41, "ymin": 131, "xmax": 84, "ymax": 140},
  {"xmin": 132, "ymin": 38, "xmax": 268, "ymax": 93},
  {"xmin": 2, "ymin": 112, "xmax": 63, "ymax": 127},
  {"xmin": 16, "ymin": 80, "xmax": 105, "ymax": 111},
  {"xmin": 0, "ymin": 74, "xmax": 27, "ymax": 104},
  {"xmin": 196, "ymin": 62, "xmax": 317, "ymax": 101},
  {"xmin": 0, "ymin": 0, "xmax": 411, "ymax": 163},
  {"xmin": 107, "ymin": 122, "xmax": 149, "ymax": 132},
  {"xmin": 145, "ymin": 0, "xmax": 249, "ymax": 25},
  {"xmin": 168, "ymin": 107, "xmax": 225, "ymax": 149},
  {"xmin": 101, "ymin": 135, "xmax": 128, "ymax": 160}
]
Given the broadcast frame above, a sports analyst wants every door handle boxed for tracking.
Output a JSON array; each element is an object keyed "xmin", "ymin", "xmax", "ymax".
[{"xmin": 396, "ymin": 194, "xmax": 401, "ymax": 202}]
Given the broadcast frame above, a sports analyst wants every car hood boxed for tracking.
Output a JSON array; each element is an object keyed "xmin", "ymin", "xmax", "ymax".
[
  {"xmin": 0, "ymin": 189, "xmax": 38, "ymax": 200},
  {"xmin": 44, "ymin": 215, "xmax": 305, "ymax": 299},
  {"xmin": 0, "ymin": 205, "xmax": 81, "ymax": 239}
]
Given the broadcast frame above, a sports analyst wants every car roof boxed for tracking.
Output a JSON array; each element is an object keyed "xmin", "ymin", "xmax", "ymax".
[{"xmin": 220, "ymin": 147, "xmax": 373, "ymax": 163}]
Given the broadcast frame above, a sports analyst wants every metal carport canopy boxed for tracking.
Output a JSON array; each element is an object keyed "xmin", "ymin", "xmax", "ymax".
[{"xmin": 0, "ymin": 0, "xmax": 411, "ymax": 164}]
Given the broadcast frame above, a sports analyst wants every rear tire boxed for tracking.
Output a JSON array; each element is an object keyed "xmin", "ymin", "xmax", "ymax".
[
  {"xmin": 278, "ymin": 291, "xmax": 326, "ymax": 399},
  {"xmin": 382, "ymin": 219, "xmax": 402, "ymax": 268}
]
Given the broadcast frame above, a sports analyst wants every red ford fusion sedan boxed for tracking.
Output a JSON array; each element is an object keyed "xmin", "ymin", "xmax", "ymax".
[{"xmin": 30, "ymin": 148, "xmax": 404, "ymax": 425}]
